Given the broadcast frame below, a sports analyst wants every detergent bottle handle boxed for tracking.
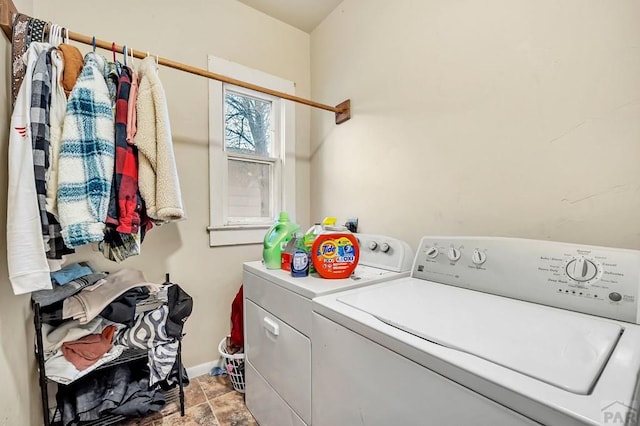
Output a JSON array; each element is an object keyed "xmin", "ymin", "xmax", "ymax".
[{"xmin": 264, "ymin": 223, "xmax": 285, "ymax": 249}]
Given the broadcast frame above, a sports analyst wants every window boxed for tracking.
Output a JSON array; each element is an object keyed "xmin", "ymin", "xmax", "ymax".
[{"xmin": 208, "ymin": 56, "xmax": 295, "ymax": 246}]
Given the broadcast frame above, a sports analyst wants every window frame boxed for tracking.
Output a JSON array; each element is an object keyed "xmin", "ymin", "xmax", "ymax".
[{"xmin": 207, "ymin": 56, "xmax": 296, "ymax": 247}]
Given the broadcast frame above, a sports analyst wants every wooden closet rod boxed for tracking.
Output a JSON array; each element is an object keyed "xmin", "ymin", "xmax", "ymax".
[{"xmin": 0, "ymin": 0, "xmax": 351, "ymax": 124}]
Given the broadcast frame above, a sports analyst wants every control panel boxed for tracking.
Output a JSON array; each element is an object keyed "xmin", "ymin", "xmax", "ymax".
[
  {"xmin": 412, "ymin": 237, "xmax": 640, "ymax": 324},
  {"xmin": 355, "ymin": 234, "xmax": 414, "ymax": 273}
]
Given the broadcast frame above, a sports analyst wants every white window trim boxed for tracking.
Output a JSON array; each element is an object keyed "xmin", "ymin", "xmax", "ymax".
[{"xmin": 208, "ymin": 56, "xmax": 296, "ymax": 247}]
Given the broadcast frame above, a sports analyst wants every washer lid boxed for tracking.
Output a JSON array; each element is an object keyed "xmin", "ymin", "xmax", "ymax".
[{"xmin": 337, "ymin": 279, "xmax": 623, "ymax": 395}]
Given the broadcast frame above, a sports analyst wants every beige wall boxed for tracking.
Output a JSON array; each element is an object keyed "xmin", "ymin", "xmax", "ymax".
[
  {"xmin": 311, "ymin": 0, "xmax": 640, "ymax": 251},
  {"xmin": 1, "ymin": 0, "xmax": 310, "ymax": 424}
]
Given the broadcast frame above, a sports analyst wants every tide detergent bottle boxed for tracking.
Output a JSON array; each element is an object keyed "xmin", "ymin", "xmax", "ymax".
[
  {"xmin": 311, "ymin": 222, "xmax": 359, "ymax": 279},
  {"xmin": 303, "ymin": 217, "xmax": 337, "ymax": 274},
  {"xmin": 263, "ymin": 212, "xmax": 300, "ymax": 269}
]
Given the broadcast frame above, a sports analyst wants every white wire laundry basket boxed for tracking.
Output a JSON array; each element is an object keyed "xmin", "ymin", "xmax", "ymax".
[{"xmin": 218, "ymin": 337, "xmax": 245, "ymax": 393}]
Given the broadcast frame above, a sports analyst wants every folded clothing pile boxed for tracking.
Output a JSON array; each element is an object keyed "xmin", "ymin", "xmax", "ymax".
[{"xmin": 63, "ymin": 268, "xmax": 161, "ymax": 324}]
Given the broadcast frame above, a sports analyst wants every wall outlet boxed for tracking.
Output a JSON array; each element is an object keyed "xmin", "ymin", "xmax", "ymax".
[{"xmin": 345, "ymin": 217, "xmax": 358, "ymax": 233}]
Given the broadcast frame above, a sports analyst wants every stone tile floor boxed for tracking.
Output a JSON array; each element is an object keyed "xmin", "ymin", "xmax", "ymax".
[{"xmin": 119, "ymin": 373, "xmax": 256, "ymax": 426}]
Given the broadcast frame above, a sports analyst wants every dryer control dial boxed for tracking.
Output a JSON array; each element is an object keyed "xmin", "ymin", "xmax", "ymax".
[
  {"xmin": 380, "ymin": 243, "xmax": 391, "ymax": 253},
  {"xmin": 368, "ymin": 241, "xmax": 378, "ymax": 251},
  {"xmin": 566, "ymin": 258, "xmax": 598, "ymax": 282}
]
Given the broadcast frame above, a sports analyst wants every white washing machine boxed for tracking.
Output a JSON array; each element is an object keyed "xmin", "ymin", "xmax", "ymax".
[
  {"xmin": 243, "ymin": 233, "xmax": 414, "ymax": 426},
  {"xmin": 312, "ymin": 236, "xmax": 640, "ymax": 426}
]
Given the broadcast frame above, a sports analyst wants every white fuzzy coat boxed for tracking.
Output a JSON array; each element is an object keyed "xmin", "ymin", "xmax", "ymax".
[
  {"xmin": 57, "ymin": 53, "xmax": 114, "ymax": 248},
  {"xmin": 134, "ymin": 57, "xmax": 185, "ymax": 223}
]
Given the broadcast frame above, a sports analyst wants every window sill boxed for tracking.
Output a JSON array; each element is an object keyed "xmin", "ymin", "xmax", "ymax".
[{"xmin": 207, "ymin": 225, "xmax": 269, "ymax": 247}]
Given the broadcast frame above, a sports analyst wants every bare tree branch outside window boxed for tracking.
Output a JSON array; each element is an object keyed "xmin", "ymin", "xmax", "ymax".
[
  {"xmin": 224, "ymin": 91, "xmax": 273, "ymax": 218},
  {"xmin": 225, "ymin": 92, "xmax": 271, "ymax": 156}
]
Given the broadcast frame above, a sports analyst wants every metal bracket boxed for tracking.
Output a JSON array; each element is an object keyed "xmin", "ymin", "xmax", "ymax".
[{"xmin": 335, "ymin": 99, "xmax": 351, "ymax": 124}]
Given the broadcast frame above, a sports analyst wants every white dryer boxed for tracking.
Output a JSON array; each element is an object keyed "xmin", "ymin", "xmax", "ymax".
[
  {"xmin": 243, "ymin": 234, "xmax": 414, "ymax": 426},
  {"xmin": 312, "ymin": 236, "xmax": 640, "ymax": 426}
]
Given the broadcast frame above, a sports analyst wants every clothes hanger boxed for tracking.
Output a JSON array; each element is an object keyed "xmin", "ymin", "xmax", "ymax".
[
  {"xmin": 123, "ymin": 45, "xmax": 127, "ymax": 67},
  {"xmin": 92, "ymin": 36, "xmax": 96, "ymax": 52},
  {"xmin": 52, "ymin": 24, "xmax": 61, "ymax": 45},
  {"xmin": 47, "ymin": 23, "xmax": 56, "ymax": 45},
  {"xmin": 128, "ymin": 47, "xmax": 135, "ymax": 71},
  {"xmin": 47, "ymin": 23, "xmax": 53, "ymax": 44},
  {"xmin": 145, "ymin": 51, "xmax": 158, "ymax": 71},
  {"xmin": 52, "ymin": 24, "xmax": 63, "ymax": 46},
  {"xmin": 111, "ymin": 42, "xmax": 116, "ymax": 63}
]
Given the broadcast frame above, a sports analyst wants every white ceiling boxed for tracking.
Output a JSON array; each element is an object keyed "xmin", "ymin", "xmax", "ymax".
[{"xmin": 237, "ymin": 0, "xmax": 343, "ymax": 33}]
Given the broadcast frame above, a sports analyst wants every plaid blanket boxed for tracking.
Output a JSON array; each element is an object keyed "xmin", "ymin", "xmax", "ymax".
[{"xmin": 58, "ymin": 52, "xmax": 115, "ymax": 248}]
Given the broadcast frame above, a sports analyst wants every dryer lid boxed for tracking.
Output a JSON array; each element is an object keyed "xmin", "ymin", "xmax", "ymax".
[{"xmin": 337, "ymin": 279, "xmax": 623, "ymax": 395}]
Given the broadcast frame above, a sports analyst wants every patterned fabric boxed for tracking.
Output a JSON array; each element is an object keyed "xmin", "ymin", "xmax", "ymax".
[
  {"xmin": 115, "ymin": 305, "xmax": 178, "ymax": 385},
  {"xmin": 100, "ymin": 227, "xmax": 140, "ymax": 263},
  {"xmin": 101, "ymin": 66, "xmax": 142, "ymax": 262},
  {"xmin": 30, "ymin": 48, "xmax": 73, "ymax": 260},
  {"xmin": 46, "ymin": 218, "xmax": 75, "ymax": 259},
  {"xmin": 11, "ymin": 13, "xmax": 30, "ymax": 106},
  {"xmin": 115, "ymin": 305, "xmax": 171, "ymax": 349},
  {"xmin": 30, "ymin": 49, "xmax": 52, "ymax": 241},
  {"xmin": 57, "ymin": 52, "xmax": 115, "ymax": 248},
  {"xmin": 27, "ymin": 18, "xmax": 47, "ymax": 44},
  {"xmin": 107, "ymin": 66, "xmax": 141, "ymax": 234},
  {"xmin": 148, "ymin": 341, "xmax": 179, "ymax": 386}
]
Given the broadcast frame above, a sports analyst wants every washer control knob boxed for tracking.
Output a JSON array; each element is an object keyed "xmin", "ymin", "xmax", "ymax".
[
  {"xmin": 566, "ymin": 258, "xmax": 598, "ymax": 282},
  {"xmin": 471, "ymin": 249, "xmax": 487, "ymax": 265},
  {"xmin": 380, "ymin": 243, "xmax": 391, "ymax": 253},
  {"xmin": 609, "ymin": 292, "xmax": 622, "ymax": 302},
  {"xmin": 426, "ymin": 247, "xmax": 439, "ymax": 258},
  {"xmin": 448, "ymin": 247, "xmax": 461, "ymax": 262},
  {"xmin": 368, "ymin": 241, "xmax": 378, "ymax": 251}
]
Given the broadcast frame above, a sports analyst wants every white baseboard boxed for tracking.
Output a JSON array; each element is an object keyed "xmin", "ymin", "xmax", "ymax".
[{"xmin": 186, "ymin": 358, "xmax": 221, "ymax": 379}]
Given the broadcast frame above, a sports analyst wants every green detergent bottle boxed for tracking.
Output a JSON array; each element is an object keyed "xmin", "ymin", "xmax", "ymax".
[{"xmin": 263, "ymin": 212, "xmax": 300, "ymax": 269}]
